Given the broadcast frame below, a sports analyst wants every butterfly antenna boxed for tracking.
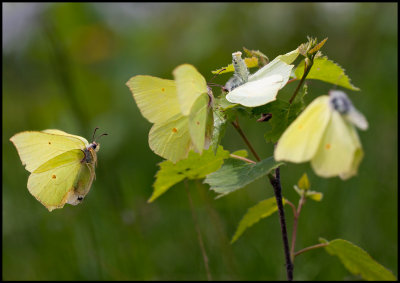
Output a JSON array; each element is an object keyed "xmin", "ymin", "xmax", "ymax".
[
  {"xmin": 94, "ymin": 133, "xmax": 108, "ymax": 142},
  {"xmin": 208, "ymin": 68, "xmax": 226, "ymax": 85},
  {"xmin": 208, "ymin": 82, "xmax": 224, "ymax": 87},
  {"xmin": 92, "ymin": 127, "xmax": 100, "ymax": 142},
  {"xmin": 207, "ymin": 68, "xmax": 229, "ymax": 94}
]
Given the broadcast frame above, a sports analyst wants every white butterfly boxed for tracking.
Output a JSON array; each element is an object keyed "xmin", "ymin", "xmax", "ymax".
[{"xmin": 225, "ymin": 51, "xmax": 295, "ymax": 107}]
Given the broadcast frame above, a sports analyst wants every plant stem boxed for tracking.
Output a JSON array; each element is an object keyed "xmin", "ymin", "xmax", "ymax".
[
  {"xmin": 229, "ymin": 154, "xmax": 256, "ymax": 164},
  {"xmin": 294, "ymin": 243, "xmax": 329, "ymax": 257},
  {"xmin": 231, "ymin": 120, "xmax": 293, "ymax": 280},
  {"xmin": 184, "ymin": 180, "xmax": 212, "ymax": 281},
  {"xmin": 231, "ymin": 118, "xmax": 261, "ymax": 162},
  {"xmin": 268, "ymin": 169, "xmax": 293, "ymax": 281},
  {"xmin": 290, "ymin": 193, "xmax": 306, "ymax": 261},
  {"xmin": 288, "ymin": 55, "xmax": 315, "ymax": 104},
  {"xmin": 284, "ymin": 199, "xmax": 297, "ymax": 216}
]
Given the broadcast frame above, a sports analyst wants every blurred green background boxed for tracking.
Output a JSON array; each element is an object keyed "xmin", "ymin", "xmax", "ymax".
[{"xmin": 2, "ymin": 3, "xmax": 397, "ymax": 280}]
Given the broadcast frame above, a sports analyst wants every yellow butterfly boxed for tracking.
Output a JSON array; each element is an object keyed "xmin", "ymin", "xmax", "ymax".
[
  {"xmin": 126, "ymin": 64, "xmax": 213, "ymax": 163},
  {"xmin": 275, "ymin": 90, "xmax": 368, "ymax": 180},
  {"xmin": 10, "ymin": 129, "xmax": 106, "ymax": 211}
]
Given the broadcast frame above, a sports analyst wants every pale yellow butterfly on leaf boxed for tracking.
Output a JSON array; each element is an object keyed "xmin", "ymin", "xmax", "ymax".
[
  {"xmin": 275, "ymin": 90, "xmax": 368, "ymax": 180},
  {"xmin": 10, "ymin": 128, "xmax": 106, "ymax": 211}
]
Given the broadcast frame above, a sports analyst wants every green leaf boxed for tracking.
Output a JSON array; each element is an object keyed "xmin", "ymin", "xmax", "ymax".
[
  {"xmin": 215, "ymin": 95, "xmax": 238, "ymax": 110},
  {"xmin": 305, "ymin": 190, "xmax": 323, "ymax": 202},
  {"xmin": 320, "ymin": 238, "xmax": 397, "ymax": 281},
  {"xmin": 149, "ymin": 146, "xmax": 230, "ymax": 202},
  {"xmin": 293, "ymin": 185, "xmax": 303, "ymax": 196},
  {"xmin": 231, "ymin": 197, "xmax": 286, "ymax": 244},
  {"xmin": 297, "ymin": 173, "xmax": 310, "ymax": 190},
  {"xmin": 204, "ymin": 156, "xmax": 284, "ymax": 198},
  {"xmin": 212, "ymin": 57, "xmax": 259, "ymax": 74},
  {"xmin": 294, "ymin": 57, "xmax": 360, "ymax": 91},
  {"xmin": 257, "ymin": 100, "xmax": 291, "ymax": 143},
  {"xmin": 252, "ymin": 84, "xmax": 307, "ymax": 143},
  {"xmin": 294, "ymin": 186, "xmax": 323, "ymax": 201},
  {"xmin": 308, "ymin": 37, "xmax": 328, "ymax": 54},
  {"xmin": 231, "ymin": 149, "xmax": 248, "ymax": 158},
  {"xmin": 298, "ymin": 36, "xmax": 326, "ymax": 57}
]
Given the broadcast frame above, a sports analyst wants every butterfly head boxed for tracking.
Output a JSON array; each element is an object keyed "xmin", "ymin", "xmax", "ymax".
[
  {"xmin": 329, "ymin": 90, "xmax": 368, "ymax": 130},
  {"xmin": 329, "ymin": 90, "xmax": 352, "ymax": 114},
  {"xmin": 90, "ymin": 127, "xmax": 108, "ymax": 152},
  {"xmin": 90, "ymin": 141, "xmax": 100, "ymax": 152}
]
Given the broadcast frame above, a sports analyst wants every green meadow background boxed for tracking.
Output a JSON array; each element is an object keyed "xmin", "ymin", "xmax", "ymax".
[{"xmin": 2, "ymin": 3, "xmax": 397, "ymax": 280}]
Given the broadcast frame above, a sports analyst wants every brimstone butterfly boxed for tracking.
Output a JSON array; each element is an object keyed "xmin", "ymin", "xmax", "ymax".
[
  {"xmin": 225, "ymin": 50, "xmax": 296, "ymax": 107},
  {"xmin": 274, "ymin": 90, "xmax": 368, "ymax": 180},
  {"xmin": 126, "ymin": 64, "xmax": 213, "ymax": 163},
  {"xmin": 10, "ymin": 129, "xmax": 105, "ymax": 211}
]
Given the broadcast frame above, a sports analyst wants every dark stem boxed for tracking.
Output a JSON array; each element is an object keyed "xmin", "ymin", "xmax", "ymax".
[
  {"xmin": 231, "ymin": 120, "xmax": 293, "ymax": 280},
  {"xmin": 184, "ymin": 180, "xmax": 212, "ymax": 281},
  {"xmin": 231, "ymin": 118, "xmax": 261, "ymax": 162},
  {"xmin": 268, "ymin": 169, "xmax": 294, "ymax": 281},
  {"xmin": 288, "ymin": 55, "xmax": 315, "ymax": 104}
]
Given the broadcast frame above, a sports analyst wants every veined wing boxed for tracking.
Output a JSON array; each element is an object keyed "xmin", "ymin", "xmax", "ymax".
[
  {"xmin": 126, "ymin": 75, "xmax": 181, "ymax": 124},
  {"xmin": 226, "ymin": 74, "xmax": 283, "ymax": 107},
  {"xmin": 10, "ymin": 131, "xmax": 86, "ymax": 172},
  {"xmin": 27, "ymin": 149, "xmax": 84, "ymax": 211},
  {"xmin": 275, "ymin": 96, "xmax": 331, "ymax": 163}
]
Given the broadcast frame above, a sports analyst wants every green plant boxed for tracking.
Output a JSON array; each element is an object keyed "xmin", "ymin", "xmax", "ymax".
[{"xmin": 123, "ymin": 37, "xmax": 396, "ymax": 281}]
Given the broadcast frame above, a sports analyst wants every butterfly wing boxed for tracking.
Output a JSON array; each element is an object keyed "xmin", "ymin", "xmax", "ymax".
[
  {"xmin": 248, "ymin": 56, "xmax": 294, "ymax": 88},
  {"xmin": 338, "ymin": 124, "xmax": 364, "ymax": 180},
  {"xmin": 10, "ymin": 131, "xmax": 86, "ymax": 173},
  {"xmin": 329, "ymin": 90, "xmax": 368, "ymax": 130},
  {"xmin": 344, "ymin": 107, "xmax": 369, "ymax": 130},
  {"xmin": 311, "ymin": 111, "xmax": 362, "ymax": 179},
  {"xmin": 148, "ymin": 114, "xmax": 193, "ymax": 163},
  {"xmin": 274, "ymin": 96, "xmax": 332, "ymax": 162},
  {"xmin": 188, "ymin": 93, "xmax": 210, "ymax": 153},
  {"xmin": 42, "ymin": 129, "xmax": 89, "ymax": 145},
  {"xmin": 28, "ymin": 149, "xmax": 84, "ymax": 211},
  {"xmin": 226, "ymin": 74, "xmax": 283, "ymax": 107},
  {"xmin": 66, "ymin": 162, "xmax": 96, "ymax": 206},
  {"xmin": 126, "ymin": 75, "xmax": 181, "ymax": 124},
  {"xmin": 128, "ymin": 65, "xmax": 210, "ymax": 162},
  {"xmin": 173, "ymin": 64, "xmax": 208, "ymax": 116}
]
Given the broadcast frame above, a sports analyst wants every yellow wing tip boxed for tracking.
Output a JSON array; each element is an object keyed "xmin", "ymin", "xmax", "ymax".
[
  {"xmin": 173, "ymin": 63, "xmax": 197, "ymax": 74},
  {"xmin": 126, "ymin": 75, "xmax": 144, "ymax": 88}
]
